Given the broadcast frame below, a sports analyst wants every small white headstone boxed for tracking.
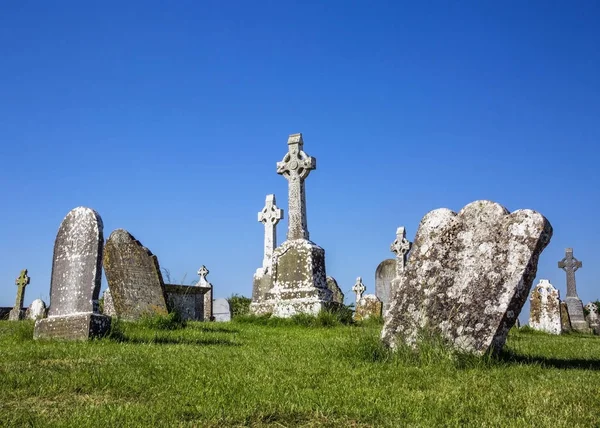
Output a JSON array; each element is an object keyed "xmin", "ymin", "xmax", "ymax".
[
  {"xmin": 26, "ymin": 299, "xmax": 47, "ymax": 320},
  {"xmin": 213, "ymin": 298, "xmax": 231, "ymax": 322}
]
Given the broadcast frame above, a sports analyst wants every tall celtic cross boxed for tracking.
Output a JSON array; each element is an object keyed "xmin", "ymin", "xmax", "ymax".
[
  {"xmin": 390, "ymin": 226, "xmax": 411, "ymax": 276},
  {"xmin": 558, "ymin": 248, "xmax": 582, "ymax": 299},
  {"xmin": 10, "ymin": 269, "xmax": 30, "ymax": 320},
  {"xmin": 258, "ymin": 194, "xmax": 284, "ymax": 268},
  {"xmin": 277, "ymin": 133, "xmax": 316, "ymax": 241},
  {"xmin": 352, "ymin": 277, "xmax": 366, "ymax": 303}
]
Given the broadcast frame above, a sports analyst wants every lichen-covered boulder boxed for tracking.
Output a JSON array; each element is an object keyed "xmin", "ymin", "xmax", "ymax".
[
  {"xmin": 381, "ymin": 200, "xmax": 552, "ymax": 355},
  {"xmin": 355, "ymin": 294, "xmax": 382, "ymax": 321},
  {"xmin": 529, "ymin": 279, "xmax": 561, "ymax": 335}
]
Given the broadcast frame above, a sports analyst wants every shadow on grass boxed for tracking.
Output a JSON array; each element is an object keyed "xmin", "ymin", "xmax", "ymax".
[
  {"xmin": 186, "ymin": 324, "xmax": 241, "ymax": 334},
  {"xmin": 498, "ymin": 349, "xmax": 600, "ymax": 370},
  {"xmin": 108, "ymin": 334, "xmax": 240, "ymax": 346}
]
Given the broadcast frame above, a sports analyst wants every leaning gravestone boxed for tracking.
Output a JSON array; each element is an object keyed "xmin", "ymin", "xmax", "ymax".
[
  {"xmin": 26, "ymin": 299, "xmax": 47, "ymax": 320},
  {"xmin": 375, "ymin": 259, "xmax": 396, "ymax": 313},
  {"xmin": 213, "ymin": 298, "xmax": 231, "ymax": 322},
  {"xmin": 529, "ymin": 279, "xmax": 561, "ymax": 335},
  {"xmin": 326, "ymin": 276, "xmax": 344, "ymax": 305},
  {"xmin": 34, "ymin": 207, "xmax": 111, "ymax": 340},
  {"xmin": 103, "ymin": 229, "xmax": 169, "ymax": 320},
  {"xmin": 381, "ymin": 200, "xmax": 552, "ymax": 355}
]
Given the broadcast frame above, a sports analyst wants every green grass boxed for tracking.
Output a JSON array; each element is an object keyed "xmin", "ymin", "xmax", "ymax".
[{"xmin": 1, "ymin": 318, "xmax": 600, "ymax": 427}]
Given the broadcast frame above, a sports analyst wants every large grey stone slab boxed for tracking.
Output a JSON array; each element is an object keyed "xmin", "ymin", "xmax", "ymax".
[
  {"xmin": 164, "ymin": 284, "xmax": 210, "ymax": 321},
  {"xmin": 381, "ymin": 200, "xmax": 552, "ymax": 355},
  {"xmin": 213, "ymin": 298, "xmax": 231, "ymax": 322},
  {"xmin": 103, "ymin": 229, "xmax": 169, "ymax": 320},
  {"xmin": 375, "ymin": 259, "xmax": 395, "ymax": 313},
  {"xmin": 34, "ymin": 207, "xmax": 110, "ymax": 340},
  {"xmin": 529, "ymin": 279, "xmax": 561, "ymax": 335}
]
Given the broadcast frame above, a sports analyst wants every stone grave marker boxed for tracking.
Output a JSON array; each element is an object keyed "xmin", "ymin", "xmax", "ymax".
[
  {"xmin": 326, "ymin": 276, "xmax": 344, "ymax": 305},
  {"xmin": 381, "ymin": 200, "xmax": 552, "ymax": 355},
  {"xmin": 560, "ymin": 301, "xmax": 572, "ymax": 332},
  {"xmin": 213, "ymin": 298, "xmax": 231, "ymax": 322},
  {"xmin": 352, "ymin": 277, "xmax": 381, "ymax": 320},
  {"xmin": 375, "ymin": 259, "xmax": 396, "ymax": 313},
  {"xmin": 9, "ymin": 269, "xmax": 30, "ymax": 321},
  {"xmin": 197, "ymin": 265, "xmax": 213, "ymax": 321},
  {"xmin": 102, "ymin": 288, "xmax": 116, "ymax": 316},
  {"xmin": 585, "ymin": 303, "xmax": 600, "ymax": 335},
  {"xmin": 251, "ymin": 133, "xmax": 332, "ymax": 317},
  {"xmin": 26, "ymin": 299, "xmax": 47, "ymax": 320},
  {"xmin": 558, "ymin": 248, "xmax": 589, "ymax": 332},
  {"xmin": 529, "ymin": 279, "xmax": 561, "ymax": 335},
  {"xmin": 34, "ymin": 207, "xmax": 110, "ymax": 340},
  {"xmin": 103, "ymin": 229, "xmax": 169, "ymax": 320}
]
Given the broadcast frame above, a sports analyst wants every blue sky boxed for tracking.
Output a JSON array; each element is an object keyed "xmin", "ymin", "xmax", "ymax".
[{"xmin": 1, "ymin": 1, "xmax": 598, "ymax": 323}]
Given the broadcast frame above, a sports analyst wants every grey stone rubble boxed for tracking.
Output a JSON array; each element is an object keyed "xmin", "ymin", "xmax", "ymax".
[
  {"xmin": 251, "ymin": 195, "xmax": 283, "ymax": 304},
  {"xmin": 26, "ymin": 299, "xmax": 47, "ymax": 320},
  {"xmin": 326, "ymin": 276, "xmax": 344, "ymax": 305},
  {"xmin": 197, "ymin": 266, "xmax": 213, "ymax": 321},
  {"xmin": 101, "ymin": 289, "xmax": 116, "ymax": 316},
  {"xmin": 103, "ymin": 229, "xmax": 169, "ymax": 320},
  {"xmin": 381, "ymin": 200, "xmax": 552, "ymax": 355},
  {"xmin": 529, "ymin": 279, "xmax": 561, "ymax": 335},
  {"xmin": 213, "ymin": 298, "xmax": 231, "ymax": 322},
  {"xmin": 585, "ymin": 303, "xmax": 600, "ymax": 335},
  {"xmin": 558, "ymin": 248, "xmax": 589, "ymax": 332},
  {"xmin": 375, "ymin": 259, "xmax": 396, "ymax": 314},
  {"xmin": 34, "ymin": 207, "xmax": 111, "ymax": 340},
  {"xmin": 251, "ymin": 133, "xmax": 332, "ymax": 317},
  {"xmin": 9, "ymin": 269, "xmax": 30, "ymax": 321}
]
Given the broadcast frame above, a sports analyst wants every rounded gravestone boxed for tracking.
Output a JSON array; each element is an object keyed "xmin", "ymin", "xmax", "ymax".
[{"xmin": 26, "ymin": 299, "xmax": 47, "ymax": 320}]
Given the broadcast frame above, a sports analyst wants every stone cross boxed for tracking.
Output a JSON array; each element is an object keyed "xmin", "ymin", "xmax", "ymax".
[
  {"xmin": 558, "ymin": 248, "xmax": 582, "ymax": 299},
  {"xmin": 277, "ymin": 133, "xmax": 316, "ymax": 241},
  {"xmin": 197, "ymin": 265, "xmax": 213, "ymax": 321},
  {"xmin": 352, "ymin": 277, "xmax": 366, "ymax": 303},
  {"xmin": 9, "ymin": 269, "xmax": 30, "ymax": 321},
  {"xmin": 258, "ymin": 194, "xmax": 284, "ymax": 268},
  {"xmin": 390, "ymin": 226, "xmax": 412, "ymax": 276},
  {"xmin": 197, "ymin": 265, "xmax": 210, "ymax": 286}
]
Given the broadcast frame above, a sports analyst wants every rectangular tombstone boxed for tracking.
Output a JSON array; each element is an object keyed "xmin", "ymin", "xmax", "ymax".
[
  {"xmin": 375, "ymin": 259, "xmax": 396, "ymax": 313},
  {"xmin": 164, "ymin": 284, "xmax": 210, "ymax": 321},
  {"xmin": 34, "ymin": 207, "xmax": 110, "ymax": 340},
  {"xmin": 213, "ymin": 298, "xmax": 231, "ymax": 322},
  {"xmin": 103, "ymin": 229, "xmax": 169, "ymax": 320}
]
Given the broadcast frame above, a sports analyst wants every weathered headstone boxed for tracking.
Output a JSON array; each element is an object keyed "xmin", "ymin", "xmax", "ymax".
[
  {"xmin": 9, "ymin": 269, "xmax": 30, "ymax": 321},
  {"xmin": 101, "ymin": 289, "xmax": 116, "ymax": 316},
  {"xmin": 197, "ymin": 265, "xmax": 213, "ymax": 321},
  {"xmin": 251, "ymin": 134, "xmax": 332, "ymax": 317},
  {"xmin": 375, "ymin": 259, "xmax": 396, "ymax": 313},
  {"xmin": 585, "ymin": 303, "xmax": 600, "ymax": 335},
  {"xmin": 326, "ymin": 276, "xmax": 344, "ymax": 305},
  {"xmin": 381, "ymin": 200, "xmax": 553, "ymax": 355},
  {"xmin": 251, "ymin": 195, "xmax": 284, "ymax": 304},
  {"xmin": 558, "ymin": 248, "xmax": 589, "ymax": 332},
  {"xmin": 34, "ymin": 207, "xmax": 110, "ymax": 340},
  {"xmin": 560, "ymin": 301, "xmax": 572, "ymax": 332},
  {"xmin": 25, "ymin": 299, "xmax": 47, "ymax": 320},
  {"xmin": 164, "ymin": 283, "xmax": 210, "ymax": 321},
  {"xmin": 529, "ymin": 279, "xmax": 561, "ymax": 335},
  {"xmin": 355, "ymin": 294, "xmax": 383, "ymax": 321},
  {"xmin": 213, "ymin": 298, "xmax": 231, "ymax": 322},
  {"xmin": 103, "ymin": 229, "xmax": 169, "ymax": 320}
]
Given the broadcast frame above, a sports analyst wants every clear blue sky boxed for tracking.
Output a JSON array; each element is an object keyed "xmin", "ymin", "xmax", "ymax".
[{"xmin": 1, "ymin": 1, "xmax": 598, "ymax": 323}]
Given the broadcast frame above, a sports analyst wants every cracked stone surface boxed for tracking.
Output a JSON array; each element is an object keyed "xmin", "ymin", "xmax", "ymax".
[
  {"xmin": 529, "ymin": 279, "xmax": 561, "ymax": 335},
  {"xmin": 103, "ymin": 229, "xmax": 169, "ymax": 320},
  {"xmin": 381, "ymin": 200, "xmax": 553, "ymax": 355}
]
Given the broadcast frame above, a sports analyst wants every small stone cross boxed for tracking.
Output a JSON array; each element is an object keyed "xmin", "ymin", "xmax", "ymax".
[
  {"xmin": 558, "ymin": 248, "xmax": 582, "ymax": 299},
  {"xmin": 258, "ymin": 194, "xmax": 284, "ymax": 268},
  {"xmin": 277, "ymin": 133, "xmax": 316, "ymax": 241},
  {"xmin": 9, "ymin": 269, "xmax": 30, "ymax": 321},
  {"xmin": 352, "ymin": 277, "xmax": 366, "ymax": 303},
  {"xmin": 390, "ymin": 226, "xmax": 412, "ymax": 276},
  {"xmin": 197, "ymin": 265, "xmax": 210, "ymax": 286}
]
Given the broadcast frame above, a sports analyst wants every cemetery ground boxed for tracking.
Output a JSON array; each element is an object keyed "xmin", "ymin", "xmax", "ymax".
[{"xmin": 1, "ymin": 316, "xmax": 600, "ymax": 427}]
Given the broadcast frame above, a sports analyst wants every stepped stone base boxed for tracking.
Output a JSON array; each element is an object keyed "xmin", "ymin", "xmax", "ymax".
[{"xmin": 34, "ymin": 313, "xmax": 111, "ymax": 341}]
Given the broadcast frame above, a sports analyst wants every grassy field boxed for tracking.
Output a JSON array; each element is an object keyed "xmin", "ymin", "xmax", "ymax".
[{"xmin": 1, "ymin": 315, "xmax": 599, "ymax": 427}]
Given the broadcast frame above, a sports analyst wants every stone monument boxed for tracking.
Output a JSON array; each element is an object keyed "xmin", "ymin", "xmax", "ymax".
[
  {"xmin": 529, "ymin": 279, "xmax": 561, "ymax": 335},
  {"xmin": 381, "ymin": 200, "xmax": 552, "ymax": 355},
  {"xmin": 326, "ymin": 276, "xmax": 344, "ymax": 305},
  {"xmin": 352, "ymin": 277, "xmax": 382, "ymax": 320},
  {"xmin": 101, "ymin": 289, "xmax": 116, "ymax": 316},
  {"xmin": 9, "ymin": 269, "xmax": 30, "ymax": 321},
  {"xmin": 558, "ymin": 248, "xmax": 589, "ymax": 332},
  {"xmin": 197, "ymin": 265, "xmax": 213, "ymax": 321},
  {"xmin": 213, "ymin": 298, "xmax": 231, "ymax": 322},
  {"xmin": 375, "ymin": 259, "xmax": 396, "ymax": 313},
  {"xmin": 251, "ymin": 133, "xmax": 332, "ymax": 317},
  {"xmin": 25, "ymin": 299, "xmax": 47, "ymax": 320},
  {"xmin": 251, "ymin": 194, "xmax": 283, "ymax": 303},
  {"xmin": 103, "ymin": 229, "xmax": 169, "ymax": 320},
  {"xmin": 34, "ymin": 207, "xmax": 111, "ymax": 340},
  {"xmin": 585, "ymin": 303, "xmax": 600, "ymax": 335}
]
